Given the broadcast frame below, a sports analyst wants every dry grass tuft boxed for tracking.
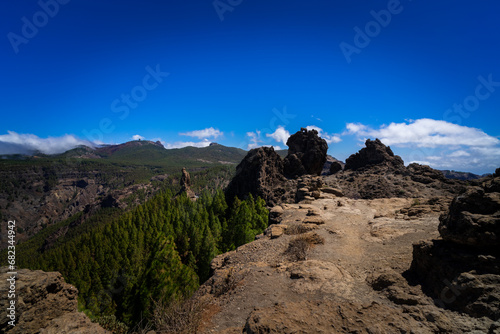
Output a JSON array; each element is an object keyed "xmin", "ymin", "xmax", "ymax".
[
  {"xmin": 285, "ymin": 233, "xmax": 325, "ymax": 261},
  {"xmin": 213, "ymin": 267, "xmax": 240, "ymax": 297},
  {"xmin": 285, "ymin": 224, "xmax": 316, "ymax": 235}
]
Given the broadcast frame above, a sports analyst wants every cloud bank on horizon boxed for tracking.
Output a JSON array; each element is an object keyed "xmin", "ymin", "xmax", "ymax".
[
  {"xmin": 0, "ymin": 131, "xmax": 94, "ymax": 155},
  {"xmin": 1, "ymin": 120, "xmax": 499, "ymax": 174},
  {"xmin": 344, "ymin": 119, "xmax": 500, "ymax": 173}
]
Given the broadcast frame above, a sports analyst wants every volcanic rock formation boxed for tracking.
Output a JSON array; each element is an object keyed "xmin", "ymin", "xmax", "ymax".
[
  {"xmin": 225, "ymin": 147, "xmax": 295, "ymax": 206},
  {"xmin": 410, "ymin": 171, "xmax": 500, "ymax": 320},
  {"xmin": 331, "ymin": 139, "xmax": 464, "ymax": 199},
  {"xmin": 226, "ymin": 128, "xmax": 329, "ymax": 206},
  {"xmin": 283, "ymin": 128, "xmax": 328, "ymax": 178},
  {"xmin": 344, "ymin": 138, "xmax": 404, "ymax": 172}
]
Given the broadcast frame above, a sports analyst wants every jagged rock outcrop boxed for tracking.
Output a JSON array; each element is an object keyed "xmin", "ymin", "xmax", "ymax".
[
  {"xmin": 407, "ymin": 163, "xmax": 447, "ymax": 185},
  {"xmin": 225, "ymin": 129, "xmax": 330, "ymax": 206},
  {"xmin": 0, "ymin": 267, "xmax": 108, "ymax": 333},
  {"xmin": 410, "ymin": 172, "xmax": 500, "ymax": 320},
  {"xmin": 344, "ymin": 138, "xmax": 404, "ymax": 172},
  {"xmin": 283, "ymin": 128, "xmax": 328, "ymax": 178},
  {"xmin": 328, "ymin": 139, "xmax": 464, "ymax": 200},
  {"xmin": 439, "ymin": 179, "xmax": 500, "ymax": 248},
  {"xmin": 176, "ymin": 168, "xmax": 197, "ymax": 200},
  {"xmin": 225, "ymin": 147, "xmax": 295, "ymax": 206}
]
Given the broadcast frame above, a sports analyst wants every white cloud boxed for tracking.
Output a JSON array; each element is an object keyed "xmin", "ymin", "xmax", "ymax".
[
  {"xmin": 346, "ymin": 118, "xmax": 499, "ymax": 148},
  {"xmin": 163, "ymin": 139, "xmax": 211, "ymax": 149},
  {"xmin": 306, "ymin": 125, "xmax": 342, "ymax": 144},
  {"xmin": 180, "ymin": 127, "xmax": 223, "ymax": 140},
  {"xmin": 448, "ymin": 150, "xmax": 470, "ymax": 158},
  {"xmin": 344, "ymin": 122, "xmax": 367, "ymax": 135},
  {"xmin": 0, "ymin": 131, "xmax": 94, "ymax": 155},
  {"xmin": 344, "ymin": 118, "xmax": 500, "ymax": 173},
  {"xmin": 132, "ymin": 134, "xmax": 145, "ymax": 141},
  {"xmin": 266, "ymin": 126, "xmax": 290, "ymax": 146},
  {"xmin": 246, "ymin": 131, "xmax": 262, "ymax": 150}
]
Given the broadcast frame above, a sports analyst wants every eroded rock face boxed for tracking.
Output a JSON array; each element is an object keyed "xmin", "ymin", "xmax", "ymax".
[
  {"xmin": 177, "ymin": 167, "xmax": 197, "ymax": 200},
  {"xmin": 225, "ymin": 129, "xmax": 330, "ymax": 205},
  {"xmin": 283, "ymin": 128, "xmax": 328, "ymax": 178},
  {"xmin": 181, "ymin": 167, "xmax": 191, "ymax": 189},
  {"xmin": 0, "ymin": 267, "xmax": 108, "ymax": 333},
  {"xmin": 225, "ymin": 147, "xmax": 295, "ymax": 206},
  {"xmin": 411, "ymin": 174, "xmax": 500, "ymax": 321},
  {"xmin": 344, "ymin": 138, "xmax": 404, "ymax": 172},
  {"xmin": 439, "ymin": 177, "xmax": 500, "ymax": 249}
]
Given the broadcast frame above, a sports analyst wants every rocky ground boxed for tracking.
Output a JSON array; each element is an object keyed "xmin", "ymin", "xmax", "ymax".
[
  {"xmin": 196, "ymin": 185, "xmax": 499, "ymax": 333},
  {"xmin": 0, "ymin": 267, "xmax": 108, "ymax": 333}
]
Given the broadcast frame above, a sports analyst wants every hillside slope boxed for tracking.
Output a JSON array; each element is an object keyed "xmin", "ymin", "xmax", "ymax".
[
  {"xmin": 195, "ymin": 189, "xmax": 497, "ymax": 333},
  {"xmin": 0, "ymin": 141, "xmax": 245, "ymax": 247}
]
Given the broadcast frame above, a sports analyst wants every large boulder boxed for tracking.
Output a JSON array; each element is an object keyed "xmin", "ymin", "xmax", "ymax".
[
  {"xmin": 329, "ymin": 161, "xmax": 342, "ymax": 175},
  {"xmin": 344, "ymin": 139, "xmax": 404, "ymax": 172},
  {"xmin": 283, "ymin": 128, "xmax": 328, "ymax": 178},
  {"xmin": 225, "ymin": 147, "xmax": 294, "ymax": 206}
]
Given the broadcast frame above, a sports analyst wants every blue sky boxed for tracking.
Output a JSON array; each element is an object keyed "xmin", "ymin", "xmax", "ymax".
[{"xmin": 1, "ymin": 0, "xmax": 499, "ymax": 173}]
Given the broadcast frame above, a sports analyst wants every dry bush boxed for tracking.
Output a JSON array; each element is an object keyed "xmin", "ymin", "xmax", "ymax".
[
  {"xmin": 285, "ymin": 233, "xmax": 325, "ymax": 261},
  {"xmin": 285, "ymin": 224, "xmax": 315, "ymax": 235},
  {"xmin": 151, "ymin": 296, "xmax": 207, "ymax": 334}
]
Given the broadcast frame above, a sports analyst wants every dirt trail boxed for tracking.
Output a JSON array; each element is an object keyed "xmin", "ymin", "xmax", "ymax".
[{"xmin": 198, "ymin": 194, "xmax": 497, "ymax": 333}]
